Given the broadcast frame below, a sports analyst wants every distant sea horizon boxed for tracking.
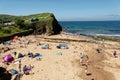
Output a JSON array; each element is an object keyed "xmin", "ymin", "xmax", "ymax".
[{"xmin": 59, "ymin": 21, "xmax": 120, "ymax": 37}]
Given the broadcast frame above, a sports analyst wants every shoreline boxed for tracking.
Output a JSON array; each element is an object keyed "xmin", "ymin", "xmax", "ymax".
[{"xmin": 62, "ymin": 32, "xmax": 120, "ymax": 42}]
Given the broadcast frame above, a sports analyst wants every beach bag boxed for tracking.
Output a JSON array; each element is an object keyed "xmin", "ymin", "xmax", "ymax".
[{"xmin": 12, "ymin": 70, "xmax": 18, "ymax": 75}]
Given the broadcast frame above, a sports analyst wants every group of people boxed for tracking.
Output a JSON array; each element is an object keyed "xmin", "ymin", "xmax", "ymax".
[
  {"xmin": 17, "ymin": 59, "xmax": 33, "ymax": 76},
  {"xmin": 79, "ymin": 53, "xmax": 89, "ymax": 75}
]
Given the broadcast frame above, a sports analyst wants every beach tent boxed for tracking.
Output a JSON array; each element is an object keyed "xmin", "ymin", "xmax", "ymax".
[
  {"xmin": 15, "ymin": 53, "xmax": 24, "ymax": 58},
  {"xmin": 3, "ymin": 54, "xmax": 14, "ymax": 62},
  {"xmin": 42, "ymin": 45, "xmax": 48, "ymax": 49},
  {"xmin": 57, "ymin": 43, "xmax": 68, "ymax": 49}
]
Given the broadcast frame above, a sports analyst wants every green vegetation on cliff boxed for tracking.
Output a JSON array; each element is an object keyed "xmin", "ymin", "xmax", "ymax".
[{"xmin": 0, "ymin": 13, "xmax": 62, "ymax": 37}]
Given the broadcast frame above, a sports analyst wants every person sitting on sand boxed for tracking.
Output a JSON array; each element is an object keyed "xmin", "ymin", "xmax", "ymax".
[
  {"xmin": 96, "ymin": 48, "xmax": 100, "ymax": 53},
  {"xmin": 23, "ymin": 65, "xmax": 27, "ymax": 74},
  {"xmin": 113, "ymin": 51, "xmax": 117, "ymax": 58},
  {"xmin": 28, "ymin": 52, "xmax": 34, "ymax": 58},
  {"xmin": 85, "ymin": 60, "xmax": 89, "ymax": 66},
  {"xmin": 23, "ymin": 65, "xmax": 33, "ymax": 75},
  {"xmin": 37, "ymin": 42, "xmax": 41, "ymax": 46}
]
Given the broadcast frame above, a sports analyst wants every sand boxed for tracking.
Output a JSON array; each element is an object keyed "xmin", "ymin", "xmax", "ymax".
[{"xmin": 0, "ymin": 34, "xmax": 120, "ymax": 80}]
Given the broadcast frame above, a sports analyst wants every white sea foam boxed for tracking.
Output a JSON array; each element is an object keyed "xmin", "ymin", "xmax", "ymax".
[{"xmin": 95, "ymin": 34, "xmax": 120, "ymax": 37}]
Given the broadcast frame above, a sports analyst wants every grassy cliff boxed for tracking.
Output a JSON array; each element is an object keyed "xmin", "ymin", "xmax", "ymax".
[{"xmin": 0, "ymin": 13, "xmax": 62, "ymax": 38}]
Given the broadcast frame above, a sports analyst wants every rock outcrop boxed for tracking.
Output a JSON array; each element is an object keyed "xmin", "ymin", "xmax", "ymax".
[
  {"xmin": 32, "ymin": 13, "xmax": 62, "ymax": 35},
  {"xmin": 0, "ymin": 67, "xmax": 12, "ymax": 80}
]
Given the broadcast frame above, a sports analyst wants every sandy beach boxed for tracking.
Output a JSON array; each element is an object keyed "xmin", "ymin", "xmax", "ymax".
[{"xmin": 0, "ymin": 34, "xmax": 120, "ymax": 80}]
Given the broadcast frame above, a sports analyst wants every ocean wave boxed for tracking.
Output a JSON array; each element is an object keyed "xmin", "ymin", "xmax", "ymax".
[{"xmin": 94, "ymin": 34, "xmax": 120, "ymax": 37}]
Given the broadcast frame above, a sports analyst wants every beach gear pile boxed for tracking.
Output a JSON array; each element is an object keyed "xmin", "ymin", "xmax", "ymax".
[
  {"xmin": 57, "ymin": 43, "xmax": 68, "ymax": 49},
  {"xmin": 23, "ymin": 65, "xmax": 32, "ymax": 75},
  {"xmin": 27, "ymin": 52, "xmax": 42, "ymax": 59},
  {"xmin": 3, "ymin": 41, "xmax": 11, "ymax": 45},
  {"xmin": 42, "ymin": 45, "xmax": 49, "ymax": 49},
  {"xmin": 14, "ymin": 52, "xmax": 24, "ymax": 58}
]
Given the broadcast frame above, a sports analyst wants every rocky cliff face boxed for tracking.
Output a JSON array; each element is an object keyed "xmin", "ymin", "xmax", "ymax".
[{"xmin": 33, "ymin": 13, "xmax": 62, "ymax": 35}]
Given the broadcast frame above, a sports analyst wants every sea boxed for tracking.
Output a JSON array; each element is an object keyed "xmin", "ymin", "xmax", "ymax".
[{"xmin": 59, "ymin": 21, "xmax": 120, "ymax": 37}]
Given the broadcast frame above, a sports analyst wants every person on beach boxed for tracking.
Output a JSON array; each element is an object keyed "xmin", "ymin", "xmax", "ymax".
[
  {"xmin": 113, "ymin": 51, "xmax": 117, "ymax": 58},
  {"xmin": 23, "ymin": 65, "xmax": 27, "ymax": 74},
  {"xmin": 102, "ymin": 39, "xmax": 105, "ymax": 47},
  {"xmin": 28, "ymin": 52, "xmax": 34, "ymax": 58},
  {"xmin": 85, "ymin": 65, "xmax": 88, "ymax": 75},
  {"xmin": 85, "ymin": 60, "xmax": 89, "ymax": 66},
  {"xmin": 22, "ymin": 65, "xmax": 33, "ymax": 75},
  {"xmin": 80, "ymin": 53, "xmax": 83, "ymax": 63},
  {"xmin": 80, "ymin": 53, "xmax": 83, "ymax": 58},
  {"xmin": 96, "ymin": 48, "xmax": 100, "ymax": 53},
  {"xmin": 80, "ymin": 57, "xmax": 83, "ymax": 63},
  {"xmin": 85, "ymin": 55, "xmax": 89, "ymax": 60},
  {"xmin": 18, "ymin": 60, "xmax": 21, "ymax": 72}
]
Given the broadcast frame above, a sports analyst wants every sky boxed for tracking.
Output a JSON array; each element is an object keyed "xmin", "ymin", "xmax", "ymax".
[{"xmin": 0, "ymin": 0, "xmax": 120, "ymax": 21}]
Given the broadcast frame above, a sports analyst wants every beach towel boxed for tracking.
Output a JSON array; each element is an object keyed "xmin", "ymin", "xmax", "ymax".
[
  {"xmin": 55, "ymin": 52, "xmax": 62, "ymax": 56},
  {"xmin": 34, "ymin": 53, "xmax": 42, "ymax": 58},
  {"xmin": 3, "ymin": 41, "xmax": 11, "ymax": 45},
  {"xmin": 57, "ymin": 43, "xmax": 68, "ymax": 49}
]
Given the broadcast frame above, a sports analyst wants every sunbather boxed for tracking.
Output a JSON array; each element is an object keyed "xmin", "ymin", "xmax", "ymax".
[{"xmin": 22, "ymin": 65, "xmax": 33, "ymax": 75}]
